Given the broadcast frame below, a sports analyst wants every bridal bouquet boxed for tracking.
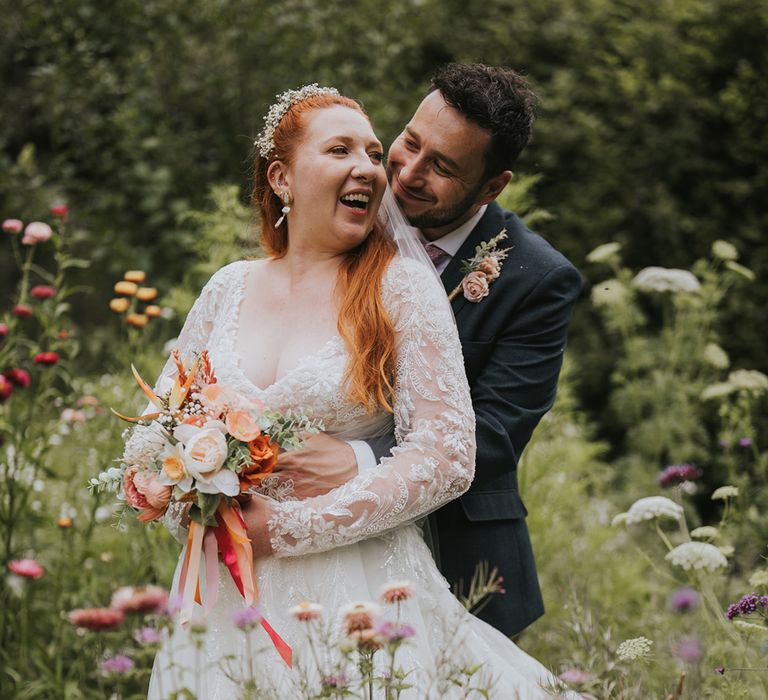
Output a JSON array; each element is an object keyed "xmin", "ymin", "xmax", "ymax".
[{"xmin": 90, "ymin": 350, "xmax": 319, "ymax": 665}]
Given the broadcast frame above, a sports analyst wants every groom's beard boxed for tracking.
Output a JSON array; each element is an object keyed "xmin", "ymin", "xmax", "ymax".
[{"xmin": 388, "ymin": 171, "xmax": 484, "ymax": 231}]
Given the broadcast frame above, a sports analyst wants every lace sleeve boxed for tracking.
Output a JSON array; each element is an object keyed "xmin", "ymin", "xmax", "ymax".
[
  {"xmin": 266, "ymin": 256, "xmax": 476, "ymax": 556},
  {"xmin": 120, "ymin": 265, "xmax": 230, "ymax": 541}
]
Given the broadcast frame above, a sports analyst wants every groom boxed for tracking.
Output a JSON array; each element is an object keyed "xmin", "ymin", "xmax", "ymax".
[{"xmin": 273, "ymin": 64, "xmax": 581, "ymax": 637}]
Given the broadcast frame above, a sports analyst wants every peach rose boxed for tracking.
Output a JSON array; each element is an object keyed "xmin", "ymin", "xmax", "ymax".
[
  {"xmin": 461, "ymin": 271, "xmax": 490, "ymax": 302},
  {"xmin": 477, "ymin": 256, "xmax": 501, "ymax": 280},
  {"xmin": 240, "ymin": 435, "xmax": 279, "ymax": 491},
  {"xmin": 226, "ymin": 410, "xmax": 261, "ymax": 442}
]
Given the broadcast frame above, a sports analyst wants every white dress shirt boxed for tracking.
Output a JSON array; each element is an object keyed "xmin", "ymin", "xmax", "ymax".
[{"xmin": 349, "ymin": 205, "xmax": 488, "ymax": 472}]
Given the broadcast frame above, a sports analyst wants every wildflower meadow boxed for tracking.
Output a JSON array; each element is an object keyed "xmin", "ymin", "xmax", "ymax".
[{"xmin": 2, "ymin": 2, "xmax": 767, "ymax": 698}]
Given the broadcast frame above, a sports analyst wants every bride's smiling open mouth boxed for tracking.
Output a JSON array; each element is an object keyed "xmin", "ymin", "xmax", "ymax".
[{"xmin": 339, "ymin": 189, "xmax": 372, "ymax": 215}]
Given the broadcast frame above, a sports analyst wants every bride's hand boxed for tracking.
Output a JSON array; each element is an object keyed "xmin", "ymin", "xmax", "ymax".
[
  {"xmin": 239, "ymin": 495, "xmax": 274, "ymax": 560},
  {"xmin": 273, "ymin": 432, "xmax": 358, "ymax": 498}
]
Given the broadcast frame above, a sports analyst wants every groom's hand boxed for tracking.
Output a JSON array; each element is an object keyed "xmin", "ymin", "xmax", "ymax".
[{"xmin": 273, "ymin": 432, "xmax": 358, "ymax": 498}]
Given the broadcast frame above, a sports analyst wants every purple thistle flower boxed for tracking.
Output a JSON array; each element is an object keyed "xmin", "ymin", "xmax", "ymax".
[
  {"xmin": 101, "ymin": 654, "xmax": 134, "ymax": 674},
  {"xmin": 231, "ymin": 605, "xmax": 262, "ymax": 630},
  {"xmin": 672, "ymin": 637, "xmax": 702, "ymax": 663},
  {"xmin": 164, "ymin": 593, "xmax": 183, "ymax": 617},
  {"xmin": 559, "ymin": 668, "xmax": 592, "ymax": 683},
  {"xmin": 657, "ymin": 464, "xmax": 703, "ymax": 488},
  {"xmin": 725, "ymin": 593, "xmax": 768, "ymax": 620},
  {"xmin": 668, "ymin": 587, "xmax": 700, "ymax": 613},
  {"xmin": 322, "ymin": 673, "xmax": 347, "ymax": 689},
  {"xmin": 374, "ymin": 619, "xmax": 416, "ymax": 642},
  {"xmin": 739, "ymin": 437, "xmax": 753, "ymax": 448},
  {"xmin": 134, "ymin": 626, "xmax": 164, "ymax": 645}
]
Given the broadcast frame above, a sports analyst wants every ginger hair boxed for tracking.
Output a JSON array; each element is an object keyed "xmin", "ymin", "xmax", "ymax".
[{"xmin": 251, "ymin": 94, "xmax": 397, "ymax": 412}]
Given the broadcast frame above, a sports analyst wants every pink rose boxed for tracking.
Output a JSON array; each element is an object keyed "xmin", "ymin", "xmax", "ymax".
[
  {"xmin": 123, "ymin": 466, "xmax": 169, "ymax": 522},
  {"xmin": 0, "ymin": 323, "xmax": 8, "ymax": 338},
  {"xmin": 8, "ymin": 558, "xmax": 44, "ymax": 579},
  {"xmin": 2, "ymin": 219, "xmax": 23, "ymax": 233},
  {"xmin": 21, "ymin": 221, "xmax": 53, "ymax": 245},
  {"xmin": 51, "ymin": 204, "xmax": 69, "ymax": 218},
  {"xmin": 461, "ymin": 271, "xmax": 490, "ymax": 302},
  {"xmin": 132, "ymin": 470, "xmax": 172, "ymax": 509},
  {"xmin": 226, "ymin": 410, "xmax": 261, "ymax": 442}
]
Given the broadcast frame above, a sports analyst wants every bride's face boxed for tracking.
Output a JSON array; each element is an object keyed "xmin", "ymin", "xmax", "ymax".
[{"xmin": 275, "ymin": 106, "xmax": 386, "ymax": 255}]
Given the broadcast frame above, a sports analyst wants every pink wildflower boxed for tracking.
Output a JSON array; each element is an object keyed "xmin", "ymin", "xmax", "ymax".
[
  {"xmin": 380, "ymin": 581, "xmax": 414, "ymax": 604},
  {"xmin": 68, "ymin": 607, "xmax": 124, "ymax": 630},
  {"xmin": 21, "ymin": 221, "xmax": 53, "ymax": 245},
  {"xmin": 2, "ymin": 219, "xmax": 23, "ymax": 233},
  {"xmin": 7, "ymin": 558, "xmax": 44, "ymax": 579},
  {"xmin": 30, "ymin": 285, "xmax": 56, "ymax": 299},
  {"xmin": 110, "ymin": 585, "xmax": 168, "ymax": 614}
]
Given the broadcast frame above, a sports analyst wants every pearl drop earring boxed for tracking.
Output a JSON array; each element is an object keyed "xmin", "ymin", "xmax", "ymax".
[{"xmin": 275, "ymin": 191, "xmax": 292, "ymax": 228}]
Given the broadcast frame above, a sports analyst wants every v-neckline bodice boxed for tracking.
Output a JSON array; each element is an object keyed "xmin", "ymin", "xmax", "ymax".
[{"xmin": 224, "ymin": 260, "xmax": 343, "ymax": 395}]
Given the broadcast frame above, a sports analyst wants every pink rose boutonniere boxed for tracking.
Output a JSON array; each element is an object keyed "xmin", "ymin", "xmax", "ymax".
[{"xmin": 448, "ymin": 229, "xmax": 511, "ymax": 303}]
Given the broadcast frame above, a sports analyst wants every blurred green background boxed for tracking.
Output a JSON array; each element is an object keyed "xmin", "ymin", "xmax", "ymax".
[
  {"xmin": 3, "ymin": 0, "xmax": 766, "ymax": 415},
  {"xmin": 2, "ymin": 3, "xmax": 768, "ymax": 696}
]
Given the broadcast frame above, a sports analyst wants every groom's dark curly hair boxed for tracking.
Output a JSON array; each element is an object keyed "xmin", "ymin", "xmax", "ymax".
[{"xmin": 429, "ymin": 63, "xmax": 537, "ymax": 179}]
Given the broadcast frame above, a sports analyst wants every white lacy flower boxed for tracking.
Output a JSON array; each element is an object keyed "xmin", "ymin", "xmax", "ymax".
[
  {"xmin": 718, "ymin": 544, "xmax": 735, "ymax": 557},
  {"xmin": 725, "ymin": 260, "xmax": 755, "ymax": 281},
  {"xmin": 711, "ymin": 240, "xmax": 738, "ymax": 261},
  {"xmin": 632, "ymin": 267, "xmax": 701, "ymax": 294},
  {"xmin": 586, "ymin": 242, "xmax": 622, "ymax": 263},
  {"xmin": 703, "ymin": 343, "xmax": 730, "ymax": 370},
  {"xmin": 665, "ymin": 542, "xmax": 728, "ymax": 572},
  {"xmin": 591, "ymin": 279, "xmax": 629, "ymax": 307},
  {"xmin": 616, "ymin": 637, "xmax": 653, "ymax": 661},
  {"xmin": 733, "ymin": 620, "xmax": 768, "ymax": 633},
  {"xmin": 700, "ymin": 382, "xmax": 735, "ymax": 401},
  {"xmin": 712, "ymin": 485, "xmax": 738, "ymax": 500},
  {"xmin": 690, "ymin": 526, "xmax": 719, "ymax": 540},
  {"xmin": 611, "ymin": 512, "xmax": 629, "ymax": 527},
  {"xmin": 625, "ymin": 496, "xmax": 683, "ymax": 524},
  {"xmin": 748, "ymin": 570, "xmax": 768, "ymax": 588},
  {"xmin": 728, "ymin": 369, "xmax": 768, "ymax": 395}
]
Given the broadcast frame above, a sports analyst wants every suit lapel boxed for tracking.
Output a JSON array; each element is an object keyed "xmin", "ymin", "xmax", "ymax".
[{"xmin": 440, "ymin": 202, "xmax": 508, "ymax": 317}]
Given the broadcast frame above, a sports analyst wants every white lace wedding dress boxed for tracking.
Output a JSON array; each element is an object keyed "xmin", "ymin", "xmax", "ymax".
[{"xmin": 128, "ymin": 257, "xmax": 574, "ymax": 699}]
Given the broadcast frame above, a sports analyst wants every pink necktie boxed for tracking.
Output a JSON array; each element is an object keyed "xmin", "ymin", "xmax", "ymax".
[{"xmin": 424, "ymin": 243, "xmax": 449, "ymax": 267}]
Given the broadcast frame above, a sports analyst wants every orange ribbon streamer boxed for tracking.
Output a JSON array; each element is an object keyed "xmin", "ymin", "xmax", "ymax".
[{"xmin": 175, "ymin": 501, "xmax": 292, "ymax": 667}]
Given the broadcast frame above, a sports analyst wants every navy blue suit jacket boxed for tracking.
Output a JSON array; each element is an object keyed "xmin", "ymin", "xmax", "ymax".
[{"xmin": 372, "ymin": 201, "xmax": 581, "ymax": 636}]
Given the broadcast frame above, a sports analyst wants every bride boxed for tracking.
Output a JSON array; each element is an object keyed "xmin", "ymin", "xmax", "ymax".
[{"xmin": 130, "ymin": 85, "xmax": 575, "ymax": 698}]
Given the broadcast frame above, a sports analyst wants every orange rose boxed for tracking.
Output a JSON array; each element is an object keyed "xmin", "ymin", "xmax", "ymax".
[{"xmin": 240, "ymin": 435, "xmax": 279, "ymax": 491}]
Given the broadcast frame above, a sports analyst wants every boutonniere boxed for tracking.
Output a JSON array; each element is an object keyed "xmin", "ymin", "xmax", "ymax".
[{"xmin": 448, "ymin": 229, "xmax": 511, "ymax": 302}]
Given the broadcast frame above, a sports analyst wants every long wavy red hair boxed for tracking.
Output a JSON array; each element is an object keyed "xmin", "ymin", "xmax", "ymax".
[{"xmin": 251, "ymin": 94, "xmax": 397, "ymax": 412}]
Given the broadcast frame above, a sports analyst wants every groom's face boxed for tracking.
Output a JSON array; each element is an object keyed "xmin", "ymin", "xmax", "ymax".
[{"xmin": 387, "ymin": 91, "xmax": 494, "ymax": 239}]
